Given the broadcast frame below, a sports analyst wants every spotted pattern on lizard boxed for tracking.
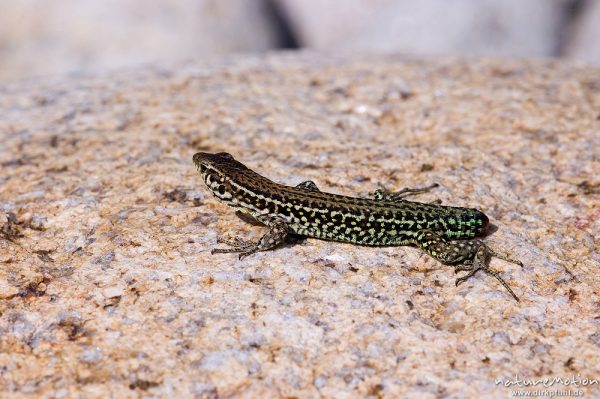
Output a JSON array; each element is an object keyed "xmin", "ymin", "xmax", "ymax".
[{"xmin": 193, "ymin": 152, "xmax": 523, "ymax": 301}]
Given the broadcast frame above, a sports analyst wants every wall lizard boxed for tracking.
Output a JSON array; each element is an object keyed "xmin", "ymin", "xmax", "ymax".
[{"xmin": 193, "ymin": 152, "xmax": 523, "ymax": 301}]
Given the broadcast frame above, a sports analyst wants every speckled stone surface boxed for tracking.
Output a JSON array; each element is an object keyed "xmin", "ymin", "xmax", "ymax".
[{"xmin": 1, "ymin": 53, "xmax": 599, "ymax": 398}]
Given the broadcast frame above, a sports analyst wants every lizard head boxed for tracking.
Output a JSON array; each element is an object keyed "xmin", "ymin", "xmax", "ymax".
[{"xmin": 192, "ymin": 152, "xmax": 247, "ymax": 201}]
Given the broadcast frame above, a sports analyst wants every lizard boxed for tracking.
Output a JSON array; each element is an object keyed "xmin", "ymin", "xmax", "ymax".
[{"xmin": 193, "ymin": 151, "xmax": 523, "ymax": 301}]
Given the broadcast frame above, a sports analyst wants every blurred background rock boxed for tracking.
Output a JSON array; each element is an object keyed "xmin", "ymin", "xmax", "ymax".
[{"xmin": 0, "ymin": 0, "xmax": 599, "ymax": 83}]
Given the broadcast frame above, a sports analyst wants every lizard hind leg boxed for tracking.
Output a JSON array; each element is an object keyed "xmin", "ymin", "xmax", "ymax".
[
  {"xmin": 453, "ymin": 242, "xmax": 521, "ymax": 302},
  {"xmin": 488, "ymin": 247, "xmax": 524, "ymax": 267},
  {"xmin": 372, "ymin": 183, "xmax": 439, "ymax": 203},
  {"xmin": 415, "ymin": 231, "xmax": 521, "ymax": 301}
]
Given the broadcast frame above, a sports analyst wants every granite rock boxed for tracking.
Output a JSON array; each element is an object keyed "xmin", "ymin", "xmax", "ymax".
[
  {"xmin": 0, "ymin": 53, "xmax": 599, "ymax": 397},
  {"xmin": 276, "ymin": 0, "xmax": 567, "ymax": 56},
  {"xmin": 565, "ymin": 0, "xmax": 600, "ymax": 64},
  {"xmin": 0, "ymin": 0, "xmax": 283, "ymax": 82}
]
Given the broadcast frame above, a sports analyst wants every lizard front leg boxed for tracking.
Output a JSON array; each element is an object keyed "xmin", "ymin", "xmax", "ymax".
[
  {"xmin": 296, "ymin": 180, "xmax": 320, "ymax": 192},
  {"xmin": 211, "ymin": 219, "xmax": 290, "ymax": 259}
]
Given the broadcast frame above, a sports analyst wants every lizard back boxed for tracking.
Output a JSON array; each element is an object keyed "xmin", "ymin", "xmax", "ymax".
[{"xmin": 193, "ymin": 152, "xmax": 489, "ymax": 246}]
